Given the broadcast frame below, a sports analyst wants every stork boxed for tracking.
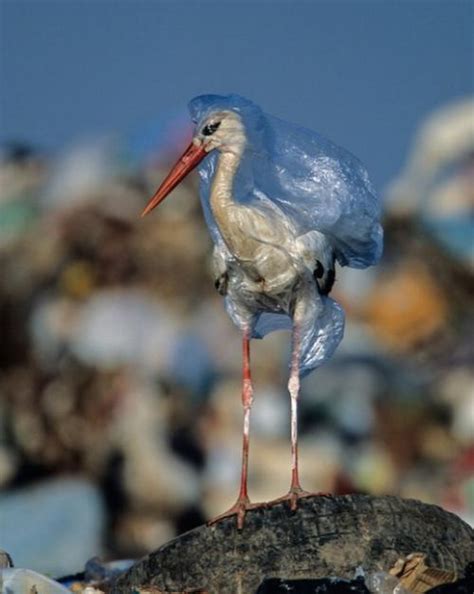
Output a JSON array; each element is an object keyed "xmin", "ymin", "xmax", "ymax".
[{"xmin": 142, "ymin": 94, "xmax": 383, "ymax": 529}]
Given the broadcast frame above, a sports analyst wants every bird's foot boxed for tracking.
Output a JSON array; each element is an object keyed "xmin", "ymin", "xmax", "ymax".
[
  {"xmin": 267, "ymin": 486, "xmax": 330, "ymax": 511},
  {"xmin": 208, "ymin": 496, "xmax": 263, "ymax": 530}
]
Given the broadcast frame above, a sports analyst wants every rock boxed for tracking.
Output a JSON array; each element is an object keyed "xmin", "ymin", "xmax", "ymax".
[{"xmin": 111, "ymin": 494, "xmax": 474, "ymax": 594}]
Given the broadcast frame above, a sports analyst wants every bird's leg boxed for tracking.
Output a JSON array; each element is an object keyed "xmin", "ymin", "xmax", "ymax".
[
  {"xmin": 289, "ymin": 324, "xmax": 302, "ymax": 496},
  {"xmin": 209, "ymin": 330, "xmax": 259, "ymax": 529},
  {"xmin": 268, "ymin": 321, "xmax": 323, "ymax": 511},
  {"xmin": 237, "ymin": 330, "xmax": 253, "ymax": 506},
  {"xmin": 285, "ymin": 323, "xmax": 312, "ymax": 509}
]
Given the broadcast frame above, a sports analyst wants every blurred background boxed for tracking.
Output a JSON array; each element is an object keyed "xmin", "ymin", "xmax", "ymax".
[{"xmin": 0, "ymin": 0, "xmax": 473, "ymax": 577}]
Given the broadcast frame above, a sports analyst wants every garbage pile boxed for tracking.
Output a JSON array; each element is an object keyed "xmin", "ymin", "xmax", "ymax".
[
  {"xmin": 0, "ymin": 100, "xmax": 472, "ymax": 576},
  {"xmin": 2, "ymin": 553, "xmax": 472, "ymax": 594}
]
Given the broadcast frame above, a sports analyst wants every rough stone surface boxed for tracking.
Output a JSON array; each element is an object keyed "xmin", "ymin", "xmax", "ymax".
[{"xmin": 111, "ymin": 495, "xmax": 474, "ymax": 594}]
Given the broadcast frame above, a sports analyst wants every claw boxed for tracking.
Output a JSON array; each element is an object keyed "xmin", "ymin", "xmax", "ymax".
[
  {"xmin": 267, "ymin": 487, "xmax": 329, "ymax": 511},
  {"xmin": 208, "ymin": 496, "xmax": 264, "ymax": 530}
]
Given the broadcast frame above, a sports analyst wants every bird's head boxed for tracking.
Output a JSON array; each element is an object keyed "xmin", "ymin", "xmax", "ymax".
[
  {"xmin": 141, "ymin": 93, "xmax": 262, "ymax": 217},
  {"xmin": 141, "ymin": 108, "xmax": 247, "ymax": 217},
  {"xmin": 196, "ymin": 110, "xmax": 247, "ymax": 155}
]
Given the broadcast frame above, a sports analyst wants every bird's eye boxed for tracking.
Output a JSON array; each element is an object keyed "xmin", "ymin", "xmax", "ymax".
[{"xmin": 202, "ymin": 122, "xmax": 221, "ymax": 136}]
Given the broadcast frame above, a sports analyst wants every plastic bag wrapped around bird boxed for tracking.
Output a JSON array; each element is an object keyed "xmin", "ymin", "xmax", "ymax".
[
  {"xmin": 190, "ymin": 95, "xmax": 383, "ymax": 269},
  {"xmin": 144, "ymin": 94, "xmax": 383, "ymax": 375},
  {"xmin": 191, "ymin": 95, "xmax": 382, "ymax": 373}
]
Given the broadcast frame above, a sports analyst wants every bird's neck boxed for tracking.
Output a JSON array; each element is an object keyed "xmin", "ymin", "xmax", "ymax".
[
  {"xmin": 209, "ymin": 150, "xmax": 243, "ymax": 242},
  {"xmin": 210, "ymin": 150, "xmax": 241, "ymax": 208}
]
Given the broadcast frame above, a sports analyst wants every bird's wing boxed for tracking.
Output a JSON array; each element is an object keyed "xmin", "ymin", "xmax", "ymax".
[
  {"xmin": 295, "ymin": 230, "xmax": 335, "ymax": 294},
  {"xmin": 198, "ymin": 114, "xmax": 382, "ymax": 269},
  {"xmin": 253, "ymin": 114, "xmax": 383, "ymax": 269},
  {"xmin": 191, "ymin": 94, "xmax": 382, "ymax": 269}
]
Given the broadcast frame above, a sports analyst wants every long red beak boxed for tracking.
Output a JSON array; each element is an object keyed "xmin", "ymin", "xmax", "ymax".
[{"xmin": 141, "ymin": 142, "xmax": 207, "ymax": 217}]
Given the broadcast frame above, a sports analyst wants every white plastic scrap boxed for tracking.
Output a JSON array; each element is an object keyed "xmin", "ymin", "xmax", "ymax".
[
  {"xmin": 365, "ymin": 570, "xmax": 411, "ymax": 594},
  {"xmin": 0, "ymin": 568, "xmax": 70, "ymax": 594}
]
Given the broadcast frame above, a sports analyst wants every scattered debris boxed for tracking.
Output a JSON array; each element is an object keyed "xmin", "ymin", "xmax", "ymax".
[
  {"xmin": 0, "ymin": 569, "xmax": 71, "ymax": 594},
  {"xmin": 389, "ymin": 553, "xmax": 458, "ymax": 592},
  {"xmin": 256, "ymin": 577, "xmax": 372, "ymax": 593},
  {"xmin": 0, "ymin": 550, "xmax": 13, "ymax": 569}
]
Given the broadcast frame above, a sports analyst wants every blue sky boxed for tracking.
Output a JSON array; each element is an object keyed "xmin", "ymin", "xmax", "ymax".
[{"xmin": 1, "ymin": 0, "xmax": 472, "ymax": 188}]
